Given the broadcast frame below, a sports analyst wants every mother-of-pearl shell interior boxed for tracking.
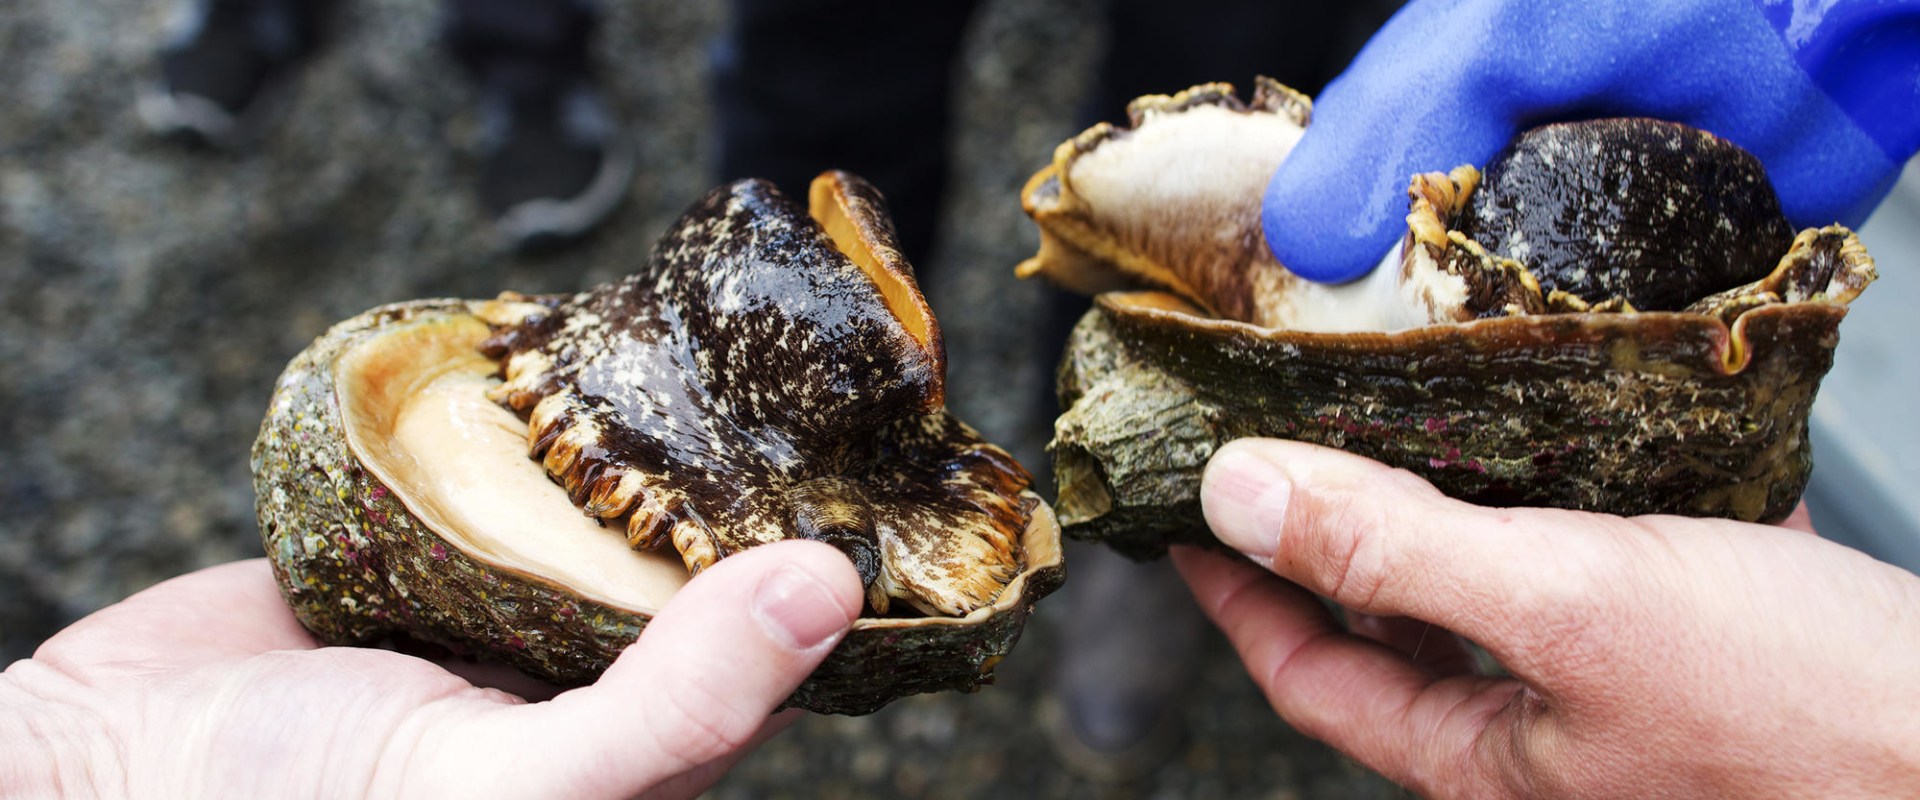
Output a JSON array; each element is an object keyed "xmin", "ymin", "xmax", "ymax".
[{"xmin": 339, "ymin": 313, "xmax": 690, "ymax": 614}]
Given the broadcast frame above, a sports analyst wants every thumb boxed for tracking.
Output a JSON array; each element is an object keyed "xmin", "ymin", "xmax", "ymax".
[
  {"xmin": 1199, "ymin": 437, "xmax": 1624, "ymax": 675},
  {"xmin": 444, "ymin": 540, "xmax": 863, "ymax": 798}
]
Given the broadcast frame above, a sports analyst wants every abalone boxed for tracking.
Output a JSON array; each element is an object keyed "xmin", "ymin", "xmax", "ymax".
[
  {"xmin": 1020, "ymin": 79, "xmax": 1876, "ymax": 558},
  {"xmin": 254, "ymin": 172, "xmax": 1064, "ymax": 715}
]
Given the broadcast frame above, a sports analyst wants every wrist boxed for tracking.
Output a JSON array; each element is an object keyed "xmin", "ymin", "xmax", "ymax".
[{"xmin": 0, "ymin": 662, "xmax": 126, "ymax": 798}]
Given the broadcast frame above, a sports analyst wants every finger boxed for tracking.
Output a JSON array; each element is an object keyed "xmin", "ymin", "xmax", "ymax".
[
  {"xmin": 1171, "ymin": 546, "xmax": 1519, "ymax": 798},
  {"xmin": 1344, "ymin": 612, "xmax": 1479, "ymax": 678},
  {"xmin": 35, "ymin": 559, "xmax": 319, "ymax": 674},
  {"xmin": 1200, "ymin": 438, "xmax": 1631, "ymax": 670},
  {"xmin": 439, "ymin": 540, "xmax": 862, "ymax": 798}
]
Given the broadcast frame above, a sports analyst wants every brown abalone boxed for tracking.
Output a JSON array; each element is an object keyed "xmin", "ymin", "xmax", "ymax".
[
  {"xmin": 1020, "ymin": 79, "xmax": 1876, "ymax": 559},
  {"xmin": 253, "ymin": 172, "xmax": 1063, "ymax": 715}
]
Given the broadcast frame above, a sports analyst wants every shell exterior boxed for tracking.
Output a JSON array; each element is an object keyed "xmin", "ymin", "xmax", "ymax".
[
  {"xmin": 478, "ymin": 173, "xmax": 1028, "ymax": 617},
  {"xmin": 252, "ymin": 298, "xmax": 1066, "ymax": 715},
  {"xmin": 1020, "ymin": 79, "xmax": 1879, "ymax": 557}
]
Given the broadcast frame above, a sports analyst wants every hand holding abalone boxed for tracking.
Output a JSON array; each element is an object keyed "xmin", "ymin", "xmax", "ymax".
[
  {"xmin": 1020, "ymin": 79, "xmax": 1876, "ymax": 559},
  {"xmin": 253, "ymin": 172, "xmax": 1063, "ymax": 715}
]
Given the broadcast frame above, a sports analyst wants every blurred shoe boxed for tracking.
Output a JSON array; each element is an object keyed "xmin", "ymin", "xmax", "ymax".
[
  {"xmin": 1043, "ymin": 543, "xmax": 1207, "ymax": 782},
  {"xmin": 476, "ymin": 72, "xmax": 634, "ymax": 252},
  {"xmin": 138, "ymin": 0, "xmax": 321, "ymax": 149}
]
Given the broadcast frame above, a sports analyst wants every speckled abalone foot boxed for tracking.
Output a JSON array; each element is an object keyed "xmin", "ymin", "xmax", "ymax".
[{"xmin": 474, "ymin": 173, "xmax": 1035, "ymax": 617}]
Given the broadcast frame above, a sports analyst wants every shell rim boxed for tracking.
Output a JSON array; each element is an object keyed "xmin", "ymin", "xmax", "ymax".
[{"xmin": 1095, "ymin": 290, "xmax": 1854, "ymax": 378}]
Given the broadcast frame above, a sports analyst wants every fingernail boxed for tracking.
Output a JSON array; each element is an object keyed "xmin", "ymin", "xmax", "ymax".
[
  {"xmin": 753, "ymin": 564, "xmax": 851, "ymax": 651},
  {"xmin": 1202, "ymin": 445, "xmax": 1292, "ymax": 562}
]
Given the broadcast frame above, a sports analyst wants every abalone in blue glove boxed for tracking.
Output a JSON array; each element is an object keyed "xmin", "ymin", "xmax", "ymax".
[{"xmin": 1262, "ymin": 0, "xmax": 1919, "ymax": 285}]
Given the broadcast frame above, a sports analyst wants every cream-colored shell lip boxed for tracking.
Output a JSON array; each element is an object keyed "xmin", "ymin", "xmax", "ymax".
[
  {"xmin": 333, "ymin": 306, "xmax": 1058, "ymax": 623},
  {"xmin": 337, "ymin": 309, "xmax": 689, "ymax": 615}
]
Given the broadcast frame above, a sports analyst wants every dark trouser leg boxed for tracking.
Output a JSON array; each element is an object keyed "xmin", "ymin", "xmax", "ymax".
[
  {"xmin": 1087, "ymin": 0, "xmax": 1400, "ymax": 116},
  {"xmin": 247, "ymin": 0, "xmax": 336, "ymax": 59},
  {"xmin": 145, "ymin": 0, "xmax": 339, "ymax": 146},
  {"xmin": 713, "ymin": 0, "xmax": 982, "ymax": 267},
  {"xmin": 442, "ymin": 0, "xmax": 630, "ymax": 250},
  {"xmin": 442, "ymin": 0, "xmax": 596, "ymax": 88}
]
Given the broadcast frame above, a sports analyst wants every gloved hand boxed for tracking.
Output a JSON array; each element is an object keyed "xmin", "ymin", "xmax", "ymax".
[{"xmin": 1263, "ymin": 0, "xmax": 1920, "ymax": 284}]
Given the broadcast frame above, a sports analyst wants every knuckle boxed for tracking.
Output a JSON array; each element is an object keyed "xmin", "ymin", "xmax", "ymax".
[
  {"xmin": 1516, "ymin": 597, "xmax": 1608, "ymax": 674},
  {"xmin": 1306, "ymin": 489, "xmax": 1396, "ymax": 612},
  {"xmin": 1378, "ymin": 464, "xmax": 1444, "ymax": 498},
  {"xmin": 1496, "ymin": 509, "xmax": 1643, "ymax": 671}
]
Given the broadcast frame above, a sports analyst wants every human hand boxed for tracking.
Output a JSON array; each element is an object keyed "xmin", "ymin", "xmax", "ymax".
[
  {"xmin": 1, "ymin": 540, "xmax": 861, "ymax": 799},
  {"xmin": 1179, "ymin": 438, "xmax": 1920, "ymax": 798},
  {"xmin": 1263, "ymin": 0, "xmax": 1920, "ymax": 283}
]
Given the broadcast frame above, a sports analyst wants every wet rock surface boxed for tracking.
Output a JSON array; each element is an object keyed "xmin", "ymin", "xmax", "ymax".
[{"xmin": 0, "ymin": 0, "xmax": 1397, "ymax": 795}]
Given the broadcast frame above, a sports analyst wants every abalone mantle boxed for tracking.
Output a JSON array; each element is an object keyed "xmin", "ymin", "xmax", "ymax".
[
  {"xmin": 1019, "ymin": 79, "xmax": 1878, "ymax": 557},
  {"xmin": 477, "ymin": 172, "xmax": 1030, "ymax": 617},
  {"xmin": 1457, "ymin": 119, "xmax": 1797, "ymax": 311}
]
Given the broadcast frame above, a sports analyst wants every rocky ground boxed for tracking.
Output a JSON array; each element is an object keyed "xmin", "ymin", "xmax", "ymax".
[{"xmin": 0, "ymin": 0, "xmax": 1403, "ymax": 795}]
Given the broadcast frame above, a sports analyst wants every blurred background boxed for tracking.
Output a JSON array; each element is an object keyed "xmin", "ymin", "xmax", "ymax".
[{"xmin": 1, "ymin": 0, "xmax": 1914, "ymax": 797}]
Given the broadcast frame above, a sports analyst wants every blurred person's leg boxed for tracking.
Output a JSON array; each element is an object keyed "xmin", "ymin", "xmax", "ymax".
[
  {"xmin": 712, "ymin": 0, "xmax": 981, "ymax": 268},
  {"xmin": 1081, "ymin": 0, "xmax": 1395, "ymax": 119},
  {"xmin": 1041, "ymin": 0, "xmax": 1405, "ymax": 781},
  {"xmin": 140, "ymin": 0, "xmax": 335, "ymax": 148},
  {"xmin": 443, "ymin": 0, "xmax": 633, "ymax": 251}
]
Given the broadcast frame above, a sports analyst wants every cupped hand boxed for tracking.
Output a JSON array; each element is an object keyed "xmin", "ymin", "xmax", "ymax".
[
  {"xmin": 1181, "ymin": 438, "xmax": 1920, "ymax": 798},
  {"xmin": 1, "ymin": 540, "xmax": 862, "ymax": 799}
]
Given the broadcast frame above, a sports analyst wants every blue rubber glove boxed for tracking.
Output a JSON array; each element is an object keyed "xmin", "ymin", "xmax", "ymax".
[{"xmin": 1264, "ymin": 0, "xmax": 1920, "ymax": 284}]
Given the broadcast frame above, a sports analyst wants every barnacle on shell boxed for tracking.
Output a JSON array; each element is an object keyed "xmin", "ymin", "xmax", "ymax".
[
  {"xmin": 476, "ymin": 172, "xmax": 1030, "ymax": 617},
  {"xmin": 1019, "ymin": 78, "xmax": 1878, "ymax": 557}
]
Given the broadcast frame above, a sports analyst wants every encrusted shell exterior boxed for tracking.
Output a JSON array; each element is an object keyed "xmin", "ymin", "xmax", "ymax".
[{"xmin": 252, "ymin": 299, "xmax": 1066, "ymax": 715}]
